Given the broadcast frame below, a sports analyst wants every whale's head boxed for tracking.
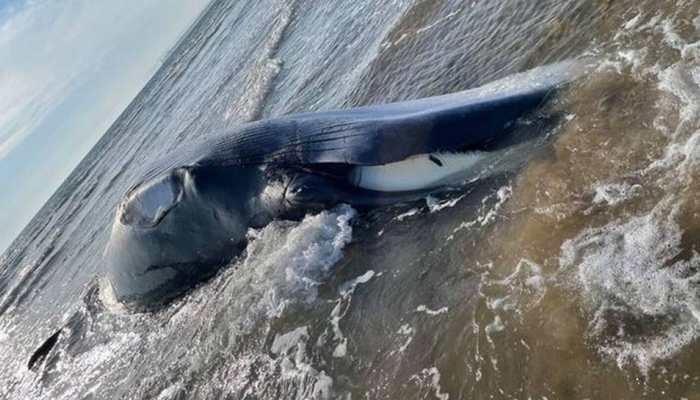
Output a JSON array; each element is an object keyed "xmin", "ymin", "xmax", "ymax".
[{"xmin": 104, "ymin": 164, "xmax": 281, "ymax": 309}]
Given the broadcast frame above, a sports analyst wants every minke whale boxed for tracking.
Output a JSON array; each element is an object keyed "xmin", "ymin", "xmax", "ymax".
[{"xmin": 104, "ymin": 60, "xmax": 587, "ymax": 309}]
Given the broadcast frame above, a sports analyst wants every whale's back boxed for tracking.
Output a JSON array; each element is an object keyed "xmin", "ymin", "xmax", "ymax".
[{"xmin": 138, "ymin": 60, "xmax": 587, "ymax": 185}]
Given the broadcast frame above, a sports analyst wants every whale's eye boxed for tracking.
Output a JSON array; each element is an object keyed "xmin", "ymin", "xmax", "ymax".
[{"xmin": 120, "ymin": 173, "xmax": 183, "ymax": 228}]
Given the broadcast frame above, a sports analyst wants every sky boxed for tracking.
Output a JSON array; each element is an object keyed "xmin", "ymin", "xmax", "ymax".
[{"xmin": 0, "ymin": 0, "xmax": 210, "ymax": 254}]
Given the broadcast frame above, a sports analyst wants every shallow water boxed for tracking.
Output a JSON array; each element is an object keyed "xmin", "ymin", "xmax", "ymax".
[{"xmin": 1, "ymin": 0, "xmax": 699, "ymax": 398}]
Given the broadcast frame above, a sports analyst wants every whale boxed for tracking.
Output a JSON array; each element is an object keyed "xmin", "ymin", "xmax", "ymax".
[{"xmin": 104, "ymin": 60, "xmax": 586, "ymax": 309}]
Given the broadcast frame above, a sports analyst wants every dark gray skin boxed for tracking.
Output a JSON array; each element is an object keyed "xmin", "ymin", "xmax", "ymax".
[
  {"xmin": 105, "ymin": 163, "xmax": 429, "ymax": 307},
  {"xmin": 105, "ymin": 165, "xmax": 274, "ymax": 306},
  {"xmin": 104, "ymin": 61, "xmax": 587, "ymax": 310}
]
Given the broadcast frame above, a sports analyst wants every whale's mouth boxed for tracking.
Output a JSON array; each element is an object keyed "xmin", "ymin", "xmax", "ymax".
[{"xmin": 119, "ymin": 171, "xmax": 184, "ymax": 228}]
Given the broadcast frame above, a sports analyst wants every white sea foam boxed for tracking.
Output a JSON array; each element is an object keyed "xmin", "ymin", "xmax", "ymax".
[
  {"xmin": 270, "ymin": 326, "xmax": 334, "ymax": 399},
  {"xmin": 446, "ymin": 184, "xmax": 511, "ymax": 241},
  {"xmin": 409, "ymin": 367, "xmax": 450, "ymax": 400},
  {"xmin": 396, "ymin": 324, "xmax": 414, "ymax": 353},
  {"xmin": 485, "ymin": 258, "xmax": 546, "ymax": 315},
  {"xmin": 271, "ymin": 326, "xmax": 310, "ymax": 355},
  {"xmin": 329, "ymin": 270, "xmax": 377, "ymax": 358},
  {"xmin": 426, "ymin": 194, "xmax": 465, "ymax": 213},
  {"xmin": 591, "ymin": 182, "xmax": 642, "ymax": 207},
  {"xmin": 240, "ymin": 204, "xmax": 357, "ymax": 316},
  {"xmin": 561, "ymin": 206, "xmax": 700, "ymax": 374},
  {"xmin": 479, "ymin": 186, "xmax": 511, "ymax": 226},
  {"xmin": 395, "ymin": 208, "xmax": 420, "ymax": 221},
  {"xmin": 415, "ymin": 305, "xmax": 449, "ymax": 316},
  {"xmin": 157, "ymin": 203, "xmax": 358, "ymax": 349},
  {"xmin": 97, "ymin": 277, "xmax": 128, "ymax": 314},
  {"xmin": 485, "ymin": 315, "xmax": 505, "ymax": 335},
  {"xmin": 329, "ymin": 301, "xmax": 347, "ymax": 358}
]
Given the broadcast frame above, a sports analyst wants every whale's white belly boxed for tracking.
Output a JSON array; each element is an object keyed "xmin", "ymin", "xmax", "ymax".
[{"xmin": 348, "ymin": 152, "xmax": 484, "ymax": 192}]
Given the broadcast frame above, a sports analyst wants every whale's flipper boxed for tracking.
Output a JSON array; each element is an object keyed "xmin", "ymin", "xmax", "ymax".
[
  {"xmin": 27, "ymin": 328, "xmax": 62, "ymax": 371},
  {"xmin": 194, "ymin": 60, "xmax": 587, "ymax": 171}
]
